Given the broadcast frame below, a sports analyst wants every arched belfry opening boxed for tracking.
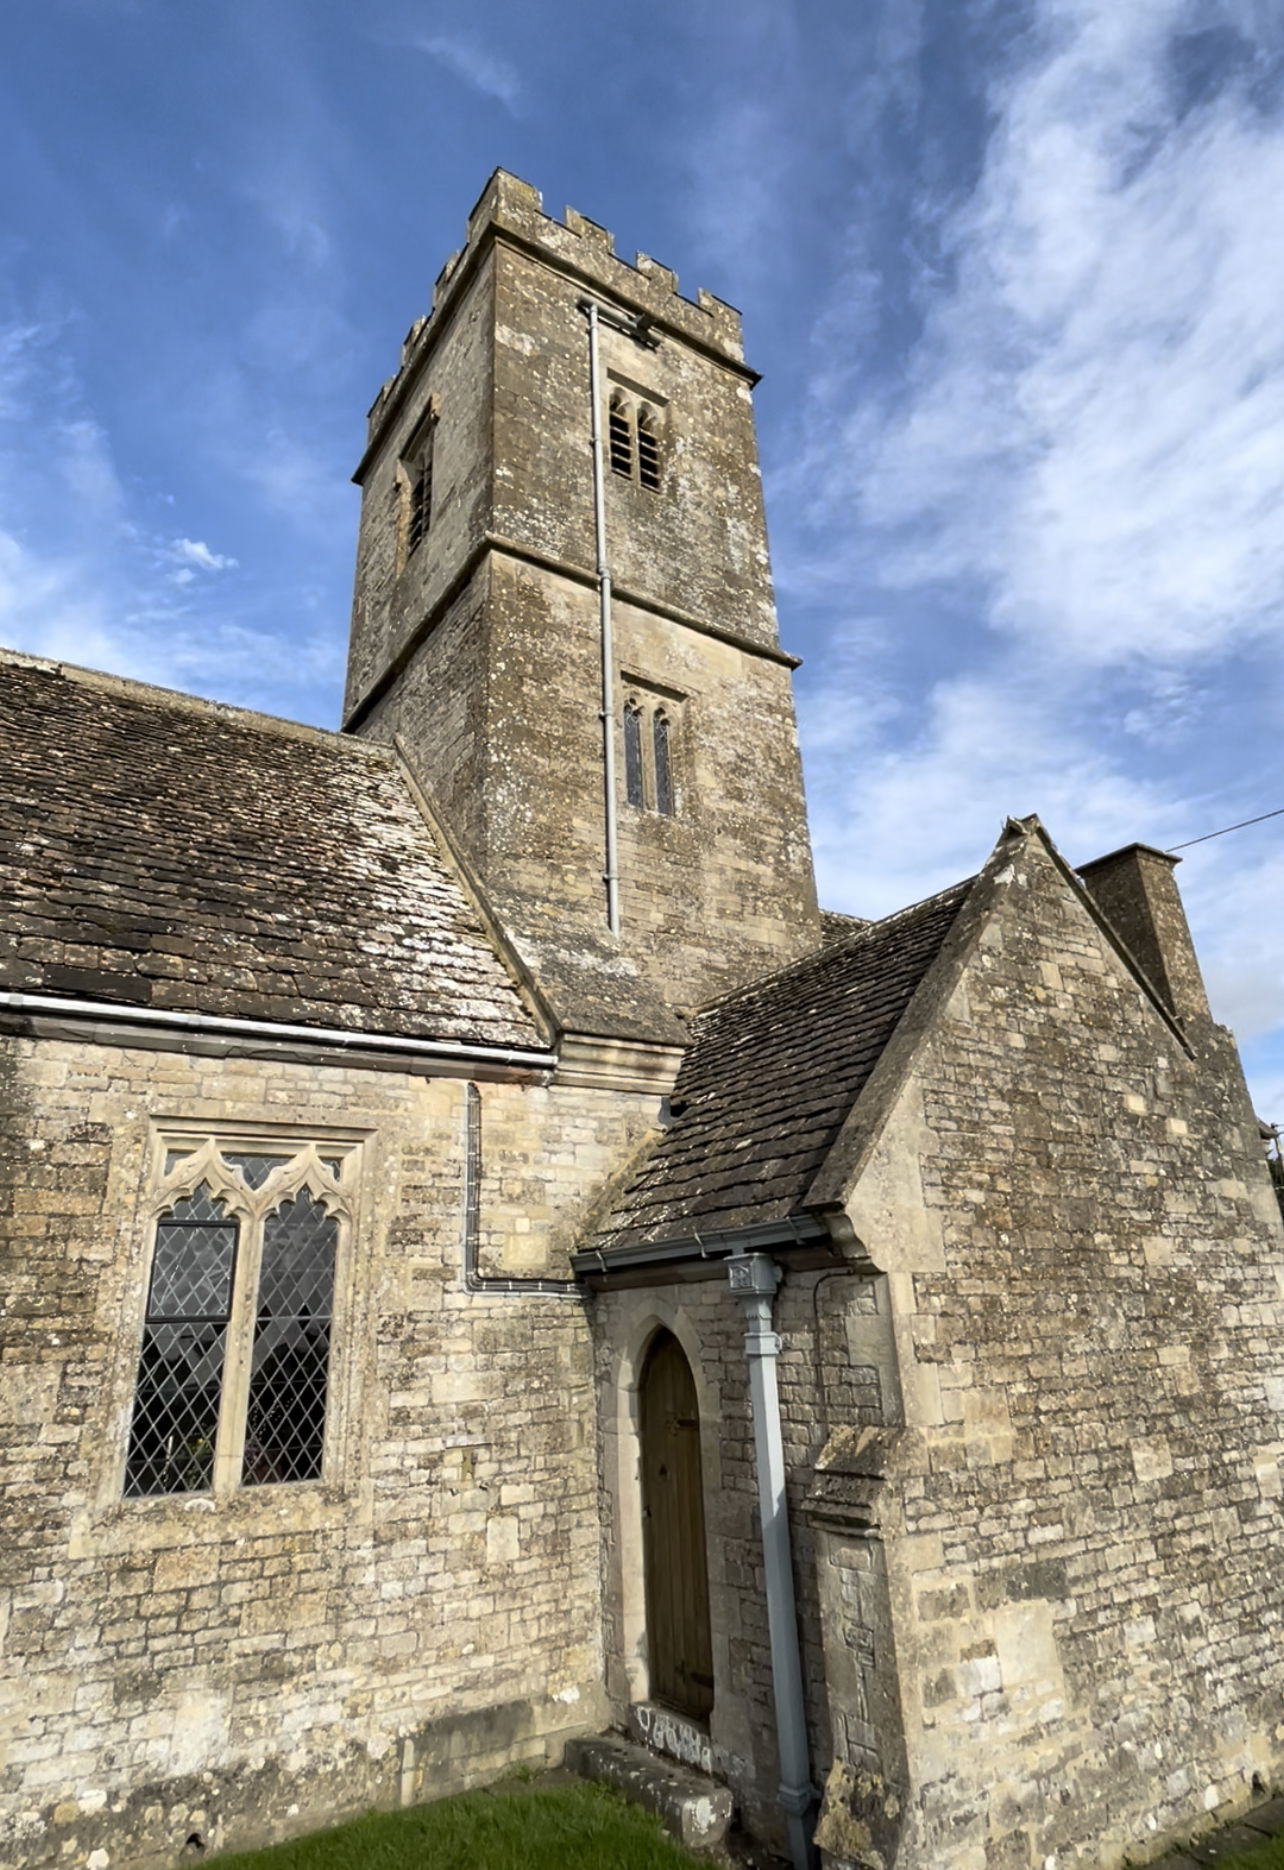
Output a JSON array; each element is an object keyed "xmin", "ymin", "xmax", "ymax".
[{"xmin": 639, "ymin": 1328, "xmax": 714, "ymax": 1722}]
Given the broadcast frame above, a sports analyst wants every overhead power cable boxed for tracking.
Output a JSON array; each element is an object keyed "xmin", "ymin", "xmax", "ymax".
[{"xmin": 1167, "ymin": 806, "xmax": 1284, "ymax": 852}]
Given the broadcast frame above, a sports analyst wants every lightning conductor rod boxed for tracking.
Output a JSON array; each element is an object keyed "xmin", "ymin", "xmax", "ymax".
[{"xmin": 578, "ymin": 295, "xmax": 659, "ymax": 937}]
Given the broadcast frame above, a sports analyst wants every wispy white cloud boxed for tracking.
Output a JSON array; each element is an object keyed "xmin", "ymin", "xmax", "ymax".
[
  {"xmin": 0, "ymin": 313, "xmax": 341, "ymax": 714},
  {"xmin": 0, "ymin": 321, "xmax": 52, "ymax": 418},
  {"xmin": 813, "ymin": 0, "xmax": 1284, "ymax": 669},
  {"xmin": 784, "ymin": 0, "xmax": 1284, "ymax": 1104},
  {"xmin": 676, "ymin": 0, "xmax": 929, "ymax": 295},
  {"xmin": 0, "ymin": 514, "xmax": 340, "ymax": 703},
  {"xmin": 804, "ymin": 660, "xmax": 1181, "ymax": 917},
  {"xmin": 241, "ymin": 160, "xmax": 334, "ymax": 272},
  {"xmin": 411, "ymin": 34, "xmax": 522, "ymax": 112},
  {"xmin": 162, "ymin": 536, "xmax": 238, "ymax": 584},
  {"xmin": 170, "ymin": 537, "xmax": 237, "ymax": 573},
  {"xmin": 682, "ymin": 99, "xmax": 794, "ymax": 287},
  {"xmin": 56, "ymin": 415, "xmax": 126, "ymax": 519}
]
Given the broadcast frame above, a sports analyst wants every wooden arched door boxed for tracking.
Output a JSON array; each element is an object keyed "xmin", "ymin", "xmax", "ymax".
[{"xmin": 639, "ymin": 1329, "xmax": 714, "ymax": 1721}]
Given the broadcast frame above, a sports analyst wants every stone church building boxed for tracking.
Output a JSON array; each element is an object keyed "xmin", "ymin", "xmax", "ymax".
[{"xmin": 3, "ymin": 170, "xmax": 1284, "ymax": 1870}]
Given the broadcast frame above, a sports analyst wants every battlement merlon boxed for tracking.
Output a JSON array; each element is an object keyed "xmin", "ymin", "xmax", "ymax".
[{"xmin": 358, "ymin": 168, "xmax": 753, "ymax": 473}]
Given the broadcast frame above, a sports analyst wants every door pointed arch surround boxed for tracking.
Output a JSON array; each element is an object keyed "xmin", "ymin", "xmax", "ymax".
[{"xmin": 608, "ymin": 1302, "xmax": 725, "ymax": 1716}]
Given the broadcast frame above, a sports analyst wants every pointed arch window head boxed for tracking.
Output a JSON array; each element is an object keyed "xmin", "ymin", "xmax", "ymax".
[{"xmin": 124, "ymin": 1135, "xmax": 357, "ymax": 1500}]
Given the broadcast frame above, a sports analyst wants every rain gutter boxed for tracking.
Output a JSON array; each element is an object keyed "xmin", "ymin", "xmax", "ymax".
[{"xmin": 0, "ymin": 992, "xmax": 558, "ymax": 1073}]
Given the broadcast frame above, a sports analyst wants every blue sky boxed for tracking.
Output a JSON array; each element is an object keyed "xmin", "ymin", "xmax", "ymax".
[{"xmin": 4, "ymin": 0, "xmax": 1284, "ymax": 1116}]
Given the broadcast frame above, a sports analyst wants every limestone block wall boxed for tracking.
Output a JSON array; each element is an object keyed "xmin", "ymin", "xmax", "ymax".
[
  {"xmin": 589, "ymin": 1270, "xmax": 888, "ymax": 1851},
  {"xmin": 344, "ymin": 168, "xmax": 821, "ymax": 1039},
  {"xmin": 0, "ymin": 1036, "xmax": 655, "ymax": 1870},
  {"xmin": 822, "ymin": 836, "xmax": 1284, "ymax": 1870},
  {"xmin": 488, "ymin": 231, "xmax": 779, "ymax": 647},
  {"xmin": 344, "ymin": 251, "xmax": 496, "ymax": 718},
  {"xmin": 359, "ymin": 552, "xmax": 820, "ymax": 1035}
]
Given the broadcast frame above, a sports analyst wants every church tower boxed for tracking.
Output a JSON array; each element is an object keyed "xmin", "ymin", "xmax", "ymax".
[{"xmin": 344, "ymin": 171, "xmax": 820, "ymax": 1045}]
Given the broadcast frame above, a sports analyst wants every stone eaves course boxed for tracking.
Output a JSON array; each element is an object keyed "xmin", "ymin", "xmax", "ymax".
[
  {"xmin": 597, "ymin": 877, "xmax": 975, "ymax": 1249},
  {"xmin": 0, "ymin": 652, "xmax": 542, "ymax": 1051}
]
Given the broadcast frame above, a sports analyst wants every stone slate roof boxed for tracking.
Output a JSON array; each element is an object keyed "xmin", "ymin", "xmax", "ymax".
[
  {"xmin": 598, "ymin": 879, "xmax": 974, "ymax": 1249},
  {"xmin": 819, "ymin": 907, "xmax": 870, "ymax": 944},
  {"xmin": 0, "ymin": 654, "xmax": 542, "ymax": 1051}
]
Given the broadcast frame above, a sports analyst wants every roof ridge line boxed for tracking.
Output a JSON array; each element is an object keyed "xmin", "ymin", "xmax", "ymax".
[
  {"xmin": 864, "ymin": 874, "xmax": 977, "ymax": 933},
  {"xmin": 800, "ymin": 837, "xmax": 1020, "ymax": 1222},
  {"xmin": 0, "ymin": 645, "xmax": 388, "ymax": 759},
  {"xmin": 688, "ymin": 873, "xmax": 976, "ymax": 1025}
]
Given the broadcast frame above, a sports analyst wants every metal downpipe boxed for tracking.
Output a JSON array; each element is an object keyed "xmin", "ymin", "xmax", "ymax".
[
  {"xmin": 728, "ymin": 1252, "xmax": 818, "ymax": 1870},
  {"xmin": 582, "ymin": 299, "xmax": 621, "ymax": 936}
]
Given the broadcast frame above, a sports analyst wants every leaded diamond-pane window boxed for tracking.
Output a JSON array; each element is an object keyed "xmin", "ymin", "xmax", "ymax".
[
  {"xmin": 244, "ymin": 1191, "xmax": 336, "ymax": 1487},
  {"xmin": 124, "ymin": 1138, "xmax": 356, "ymax": 1501},
  {"xmin": 124, "ymin": 1187, "xmax": 236, "ymax": 1497}
]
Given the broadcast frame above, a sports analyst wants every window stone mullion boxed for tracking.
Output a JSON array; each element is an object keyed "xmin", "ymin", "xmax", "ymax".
[{"xmin": 216, "ymin": 1210, "xmax": 263, "ymax": 1494}]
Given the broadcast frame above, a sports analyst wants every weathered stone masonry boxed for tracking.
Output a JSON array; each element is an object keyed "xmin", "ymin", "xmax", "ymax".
[
  {"xmin": 6, "ymin": 167, "xmax": 1284, "ymax": 1870},
  {"xmin": 345, "ymin": 169, "xmax": 820, "ymax": 1040},
  {"xmin": 591, "ymin": 1270, "xmax": 886, "ymax": 1846},
  {"xmin": 0, "ymin": 1039, "xmax": 655, "ymax": 1868},
  {"xmin": 812, "ymin": 835, "xmax": 1284, "ymax": 1870}
]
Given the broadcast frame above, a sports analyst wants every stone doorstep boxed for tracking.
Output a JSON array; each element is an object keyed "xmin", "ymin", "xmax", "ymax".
[
  {"xmin": 1244, "ymin": 1799, "xmax": 1284, "ymax": 1839},
  {"xmin": 1149, "ymin": 1797, "xmax": 1284, "ymax": 1870},
  {"xmin": 564, "ymin": 1733, "xmax": 734, "ymax": 1852},
  {"xmin": 629, "ymin": 1700, "xmax": 716, "ymax": 1775}
]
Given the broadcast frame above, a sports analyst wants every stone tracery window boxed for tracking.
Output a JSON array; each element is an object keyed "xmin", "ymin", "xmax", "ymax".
[
  {"xmin": 621, "ymin": 686, "xmax": 681, "ymax": 817},
  {"xmin": 124, "ymin": 1137, "xmax": 355, "ymax": 1498}
]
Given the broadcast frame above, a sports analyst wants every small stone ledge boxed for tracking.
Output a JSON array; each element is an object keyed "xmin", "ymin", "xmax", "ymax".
[{"xmin": 564, "ymin": 1733, "xmax": 733, "ymax": 1852}]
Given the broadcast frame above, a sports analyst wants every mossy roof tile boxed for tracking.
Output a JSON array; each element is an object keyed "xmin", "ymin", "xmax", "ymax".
[
  {"xmin": 598, "ymin": 879, "xmax": 973, "ymax": 1248},
  {"xmin": 1, "ymin": 656, "xmax": 541, "ymax": 1051}
]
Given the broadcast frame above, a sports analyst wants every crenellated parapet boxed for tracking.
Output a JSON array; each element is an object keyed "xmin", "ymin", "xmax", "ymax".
[{"xmin": 365, "ymin": 168, "xmax": 748, "ymax": 446}]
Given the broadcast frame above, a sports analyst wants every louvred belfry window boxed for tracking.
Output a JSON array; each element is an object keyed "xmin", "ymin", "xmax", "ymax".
[
  {"xmin": 608, "ymin": 390, "xmax": 664, "ymax": 491},
  {"xmin": 637, "ymin": 406, "xmax": 661, "ymax": 490},
  {"xmin": 124, "ymin": 1138, "xmax": 354, "ymax": 1499},
  {"xmin": 609, "ymin": 391, "xmax": 634, "ymax": 479},
  {"xmin": 406, "ymin": 451, "xmax": 433, "ymax": 555},
  {"xmin": 400, "ymin": 409, "xmax": 437, "ymax": 564}
]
